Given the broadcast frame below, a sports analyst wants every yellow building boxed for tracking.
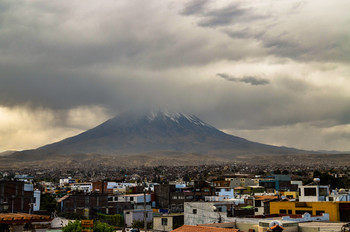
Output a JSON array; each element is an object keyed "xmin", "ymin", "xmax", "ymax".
[{"xmin": 270, "ymin": 201, "xmax": 343, "ymax": 222}]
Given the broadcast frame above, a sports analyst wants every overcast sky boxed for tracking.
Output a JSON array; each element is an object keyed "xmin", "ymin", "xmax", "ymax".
[{"xmin": 1, "ymin": 0, "xmax": 350, "ymax": 152}]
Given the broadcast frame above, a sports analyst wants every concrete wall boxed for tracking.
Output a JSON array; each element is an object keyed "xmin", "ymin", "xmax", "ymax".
[
  {"xmin": 184, "ymin": 202, "xmax": 229, "ymax": 225},
  {"xmin": 33, "ymin": 190, "xmax": 41, "ymax": 212},
  {"xmin": 299, "ymin": 186, "xmax": 329, "ymax": 202},
  {"xmin": 255, "ymin": 206, "xmax": 264, "ymax": 216},
  {"xmin": 124, "ymin": 210, "xmax": 153, "ymax": 227},
  {"xmin": 236, "ymin": 222, "xmax": 259, "ymax": 232},
  {"xmin": 298, "ymin": 226, "xmax": 320, "ymax": 232},
  {"xmin": 153, "ymin": 217, "xmax": 173, "ymax": 231}
]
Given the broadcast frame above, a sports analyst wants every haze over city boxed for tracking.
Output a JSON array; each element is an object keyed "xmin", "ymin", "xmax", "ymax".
[{"xmin": 1, "ymin": 0, "xmax": 350, "ymax": 152}]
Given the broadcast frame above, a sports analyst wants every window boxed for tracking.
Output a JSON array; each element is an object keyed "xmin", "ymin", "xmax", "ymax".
[
  {"xmin": 172, "ymin": 196, "xmax": 178, "ymax": 199},
  {"xmin": 319, "ymin": 187, "xmax": 328, "ymax": 196},
  {"xmin": 255, "ymin": 208, "xmax": 259, "ymax": 212},
  {"xmin": 316, "ymin": 210, "xmax": 325, "ymax": 216},
  {"xmin": 193, "ymin": 209, "xmax": 197, "ymax": 214},
  {"xmin": 108, "ymin": 196, "xmax": 113, "ymax": 202},
  {"xmin": 161, "ymin": 218, "xmax": 168, "ymax": 226},
  {"xmin": 288, "ymin": 210, "xmax": 292, "ymax": 214},
  {"xmin": 255, "ymin": 200, "xmax": 261, "ymax": 207},
  {"xmin": 280, "ymin": 209, "xmax": 287, "ymax": 214},
  {"xmin": 304, "ymin": 188, "xmax": 316, "ymax": 196},
  {"xmin": 130, "ymin": 197, "xmax": 134, "ymax": 201}
]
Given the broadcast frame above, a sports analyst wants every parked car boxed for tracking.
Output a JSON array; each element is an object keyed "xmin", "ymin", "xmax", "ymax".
[{"xmin": 126, "ymin": 228, "xmax": 140, "ymax": 232}]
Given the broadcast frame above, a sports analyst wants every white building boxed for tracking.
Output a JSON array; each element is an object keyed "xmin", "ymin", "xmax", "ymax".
[
  {"xmin": 298, "ymin": 185, "xmax": 329, "ymax": 202},
  {"xmin": 70, "ymin": 183, "xmax": 92, "ymax": 192},
  {"xmin": 115, "ymin": 194, "xmax": 151, "ymax": 204},
  {"xmin": 33, "ymin": 190, "xmax": 41, "ymax": 212},
  {"xmin": 109, "ymin": 194, "xmax": 152, "ymax": 210},
  {"xmin": 153, "ymin": 213, "xmax": 184, "ymax": 232},
  {"xmin": 184, "ymin": 202, "xmax": 232, "ymax": 225},
  {"xmin": 59, "ymin": 177, "xmax": 75, "ymax": 186},
  {"xmin": 107, "ymin": 182, "xmax": 138, "ymax": 194},
  {"xmin": 124, "ymin": 209, "xmax": 153, "ymax": 227}
]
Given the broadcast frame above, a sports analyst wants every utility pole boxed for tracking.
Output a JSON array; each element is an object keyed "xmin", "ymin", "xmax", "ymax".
[{"xmin": 143, "ymin": 181, "xmax": 147, "ymax": 232}]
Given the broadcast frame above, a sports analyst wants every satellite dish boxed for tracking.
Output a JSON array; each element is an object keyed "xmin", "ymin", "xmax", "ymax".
[
  {"xmin": 269, "ymin": 220, "xmax": 282, "ymax": 228},
  {"xmin": 313, "ymin": 178, "xmax": 320, "ymax": 183},
  {"xmin": 339, "ymin": 189, "xmax": 346, "ymax": 194}
]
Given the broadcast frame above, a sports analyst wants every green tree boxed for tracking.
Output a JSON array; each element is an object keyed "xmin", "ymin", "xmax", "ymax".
[
  {"xmin": 93, "ymin": 221, "xmax": 115, "ymax": 232},
  {"xmin": 132, "ymin": 220, "xmax": 152, "ymax": 229},
  {"xmin": 40, "ymin": 193, "xmax": 57, "ymax": 213},
  {"xmin": 62, "ymin": 220, "xmax": 82, "ymax": 232},
  {"xmin": 96, "ymin": 213, "xmax": 123, "ymax": 227}
]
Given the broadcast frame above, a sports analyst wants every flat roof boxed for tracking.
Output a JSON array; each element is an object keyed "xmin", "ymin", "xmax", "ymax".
[
  {"xmin": 0, "ymin": 213, "xmax": 51, "ymax": 224},
  {"xmin": 154, "ymin": 213, "xmax": 184, "ymax": 217},
  {"xmin": 118, "ymin": 194, "xmax": 149, "ymax": 197}
]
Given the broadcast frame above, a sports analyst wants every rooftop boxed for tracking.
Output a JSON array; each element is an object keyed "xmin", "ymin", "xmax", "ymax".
[
  {"xmin": 172, "ymin": 225, "xmax": 240, "ymax": 232},
  {"xmin": 0, "ymin": 213, "xmax": 51, "ymax": 224}
]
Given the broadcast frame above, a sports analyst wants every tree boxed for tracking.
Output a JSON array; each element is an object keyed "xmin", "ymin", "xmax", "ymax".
[
  {"xmin": 40, "ymin": 193, "xmax": 57, "ymax": 214},
  {"xmin": 132, "ymin": 220, "xmax": 152, "ymax": 229},
  {"xmin": 62, "ymin": 221, "xmax": 82, "ymax": 232},
  {"xmin": 93, "ymin": 221, "xmax": 115, "ymax": 232},
  {"xmin": 96, "ymin": 213, "xmax": 123, "ymax": 227}
]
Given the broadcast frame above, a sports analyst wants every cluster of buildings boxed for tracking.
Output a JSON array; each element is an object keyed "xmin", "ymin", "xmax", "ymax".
[{"xmin": 2, "ymin": 173, "xmax": 350, "ymax": 231}]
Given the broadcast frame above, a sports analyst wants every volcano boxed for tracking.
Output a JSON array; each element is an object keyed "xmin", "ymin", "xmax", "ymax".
[{"xmin": 11, "ymin": 110, "xmax": 305, "ymax": 161}]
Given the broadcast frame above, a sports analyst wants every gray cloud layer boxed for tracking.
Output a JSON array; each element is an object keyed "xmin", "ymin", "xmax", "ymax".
[
  {"xmin": 1, "ymin": 0, "xmax": 350, "ymax": 151},
  {"xmin": 216, "ymin": 73, "xmax": 270, "ymax": 85}
]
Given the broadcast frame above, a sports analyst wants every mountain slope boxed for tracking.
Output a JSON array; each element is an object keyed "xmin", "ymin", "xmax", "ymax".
[{"xmin": 12, "ymin": 110, "xmax": 307, "ymax": 160}]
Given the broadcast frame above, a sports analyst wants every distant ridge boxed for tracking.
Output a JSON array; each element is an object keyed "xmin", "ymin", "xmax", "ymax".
[
  {"xmin": 0, "ymin": 150, "xmax": 16, "ymax": 156},
  {"xmin": 9, "ymin": 109, "xmax": 310, "ymax": 162}
]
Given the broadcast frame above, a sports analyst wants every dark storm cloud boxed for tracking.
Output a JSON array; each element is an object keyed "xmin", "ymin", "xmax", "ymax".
[
  {"xmin": 0, "ymin": 64, "xmax": 116, "ymax": 109},
  {"xmin": 181, "ymin": 0, "xmax": 208, "ymax": 15},
  {"xmin": 216, "ymin": 73, "xmax": 270, "ymax": 86},
  {"xmin": 182, "ymin": 1, "xmax": 266, "ymax": 28},
  {"xmin": 182, "ymin": 0, "xmax": 350, "ymax": 63},
  {"xmin": 1, "ymin": 0, "xmax": 350, "ymax": 151}
]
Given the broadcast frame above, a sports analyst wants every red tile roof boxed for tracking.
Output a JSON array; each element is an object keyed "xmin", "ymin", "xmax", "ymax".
[{"xmin": 172, "ymin": 225, "xmax": 239, "ymax": 232}]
